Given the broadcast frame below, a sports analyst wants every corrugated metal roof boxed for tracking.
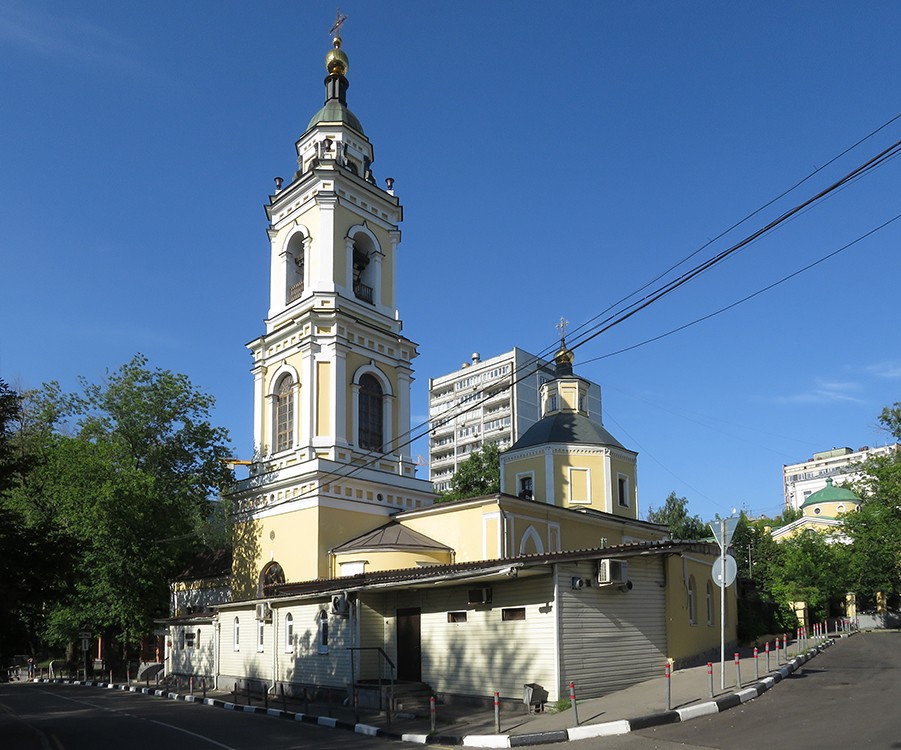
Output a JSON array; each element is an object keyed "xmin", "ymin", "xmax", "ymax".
[{"xmin": 261, "ymin": 539, "xmax": 717, "ymax": 599}]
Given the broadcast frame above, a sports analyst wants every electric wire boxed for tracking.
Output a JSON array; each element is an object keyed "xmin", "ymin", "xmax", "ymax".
[{"xmin": 230, "ymin": 126, "xmax": 901, "ymax": 519}]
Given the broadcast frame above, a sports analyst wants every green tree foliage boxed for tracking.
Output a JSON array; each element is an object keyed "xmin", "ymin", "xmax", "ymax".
[
  {"xmin": 2, "ymin": 356, "xmax": 233, "ymax": 658},
  {"xmin": 440, "ymin": 443, "xmax": 501, "ymax": 502},
  {"xmin": 843, "ymin": 403, "xmax": 901, "ymax": 605},
  {"xmin": 645, "ymin": 491, "xmax": 709, "ymax": 539}
]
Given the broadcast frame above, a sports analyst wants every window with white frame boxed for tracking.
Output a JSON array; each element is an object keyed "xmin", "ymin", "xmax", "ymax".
[
  {"xmin": 257, "ymin": 619, "xmax": 265, "ymax": 653},
  {"xmin": 284, "ymin": 613, "xmax": 294, "ymax": 653},
  {"xmin": 273, "ymin": 376, "xmax": 295, "ymax": 453},
  {"xmin": 517, "ymin": 473, "xmax": 534, "ymax": 500},
  {"xmin": 233, "ymin": 617, "xmax": 240, "ymax": 651},
  {"xmin": 317, "ymin": 610, "xmax": 329, "ymax": 654},
  {"xmin": 617, "ymin": 474, "xmax": 630, "ymax": 507}
]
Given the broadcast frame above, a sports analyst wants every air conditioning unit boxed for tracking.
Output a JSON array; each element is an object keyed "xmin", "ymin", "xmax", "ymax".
[
  {"xmin": 467, "ymin": 587, "xmax": 493, "ymax": 605},
  {"xmin": 597, "ymin": 559, "xmax": 628, "ymax": 587},
  {"xmin": 255, "ymin": 603, "xmax": 272, "ymax": 622},
  {"xmin": 331, "ymin": 593, "xmax": 350, "ymax": 617}
]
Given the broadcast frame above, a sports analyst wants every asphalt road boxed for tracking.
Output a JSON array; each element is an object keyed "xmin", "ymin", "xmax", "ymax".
[
  {"xmin": 2, "ymin": 633, "xmax": 898, "ymax": 750},
  {"xmin": 0, "ymin": 681, "xmax": 421, "ymax": 750},
  {"xmin": 559, "ymin": 631, "xmax": 901, "ymax": 749}
]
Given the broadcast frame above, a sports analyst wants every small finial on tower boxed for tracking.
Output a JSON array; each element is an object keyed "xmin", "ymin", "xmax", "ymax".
[
  {"xmin": 325, "ymin": 10, "xmax": 350, "ymax": 76},
  {"xmin": 556, "ymin": 316, "xmax": 570, "ymax": 347},
  {"xmin": 554, "ymin": 316, "xmax": 574, "ymax": 376},
  {"xmin": 274, "ymin": 176, "xmax": 283, "ymax": 192}
]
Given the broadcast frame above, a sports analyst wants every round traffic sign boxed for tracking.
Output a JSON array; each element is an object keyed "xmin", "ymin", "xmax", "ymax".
[{"xmin": 712, "ymin": 554, "xmax": 737, "ymax": 586}]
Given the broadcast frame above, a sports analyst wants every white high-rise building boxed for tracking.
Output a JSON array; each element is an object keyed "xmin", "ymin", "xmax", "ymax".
[
  {"xmin": 427, "ymin": 348, "xmax": 603, "ymax": 491},
  {"xmin": 783, "ymin": 444, "xmax": 899, "ymax": 512}
]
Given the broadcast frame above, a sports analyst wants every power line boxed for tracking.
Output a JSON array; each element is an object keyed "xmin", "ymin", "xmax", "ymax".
[{"xmin": 231, "ymin": 122, "xmax": 901, "ymax": 519}]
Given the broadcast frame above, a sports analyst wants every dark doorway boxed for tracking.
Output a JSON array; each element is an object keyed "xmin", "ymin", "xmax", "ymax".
[{"xmin": 396, "ymin": 607, "xmax": 421, "ymax": 682}]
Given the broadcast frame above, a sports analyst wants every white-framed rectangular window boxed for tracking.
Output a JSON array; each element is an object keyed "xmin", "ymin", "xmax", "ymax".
[
  {"xmin": 233, "ymin": 617, "xmax": 240, "ymax": 652},
  {"xmin": 617, "ymin": 474, "xmax": 630, "ymax": 508},
  {"xmin": 516, "ymin": 471, "xmax": 534, "ymax": 500},
  {"xmin": 284, "ymin": 613, "xmax": 294, "ymax": 653},
  {"xmin": 257, "ymin": 619, "xmax": 265, "ymax": 653},
  {"xmin": 568, "ymin": 467, "xmax": 590, "ymax": 504},
  {"xmin": 339, "ymin": 560, "xmax": 367, "ymax": 577}
]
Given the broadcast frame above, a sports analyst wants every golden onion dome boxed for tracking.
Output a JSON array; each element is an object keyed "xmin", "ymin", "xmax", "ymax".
[
  {"xmin": 326, "ymin": 35, "xmax": 349, "ymax": 76},
  {"xmin": 555, "ymin": 344, "xmax": 574, "ymax": 366}
]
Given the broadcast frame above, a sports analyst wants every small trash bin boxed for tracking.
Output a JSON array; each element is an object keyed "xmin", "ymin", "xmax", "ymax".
[{"xmin": 523, "ymin": 683, "xmax": 548, "ymax": 711}]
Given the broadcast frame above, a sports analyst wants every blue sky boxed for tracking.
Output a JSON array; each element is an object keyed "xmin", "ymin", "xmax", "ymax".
[{"xmin": 2, "ymin": 1, "xmax": 899, "ymax": 523}]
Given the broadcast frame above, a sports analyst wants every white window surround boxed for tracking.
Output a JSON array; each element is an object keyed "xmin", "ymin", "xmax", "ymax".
[
  {"xmin": 233, "ymin": 617, "xmax": 240, "ymax": 652},
  {"xmin": 257, "ymin": 619, "xmax": 265, "ymax": 653},
  {"xmin": 568, "ymin": 467, "xmax": 591, "ymax": 504},
  {"xmin": 266, "ymin": 364, "xmax": 300, "ymax": 454},
  {"xmin": 516, "ymin": 471, "xmax": 535, "ymax": 500}
]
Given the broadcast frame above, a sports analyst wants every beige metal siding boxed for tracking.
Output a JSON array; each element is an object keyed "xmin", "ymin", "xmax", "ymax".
[
  {"xmin": 371, "ymin": 576, "xmax": 558, "ymax": 701},
  {"xmin": 559, "ymin": 558, "xmax": 667, "ymax": 698}
]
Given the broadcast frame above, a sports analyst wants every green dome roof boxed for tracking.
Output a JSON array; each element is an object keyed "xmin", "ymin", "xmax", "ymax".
[
  {"xmin": 801, "ymin": 477, "xmax": 860, "ymax": 508},
  {"xmin": 307, "ymin": 100, "xmax": 365, "ymax": 135}
]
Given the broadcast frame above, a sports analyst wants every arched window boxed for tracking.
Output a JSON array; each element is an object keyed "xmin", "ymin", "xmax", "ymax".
[
  {"xmin": 706, "ymin": 581, "xmax": 714, "ymax": 626},
  {"xmin": 179, "ymin": 629, "xmax": 185, "ymax": 651},
  {"xmin": 285, "ymin": 232, "xmax": 307, "ymax": 303},
  {"xmin": 274, "ymin": 377, "xmax": 294, "ymax": 453},
  {"xmin": 358, "ymin": 374, "xmax": 384, "ymax": 451},
  {"xmin": 233, "ymin": 617, "xmax": 240, "ymax": 652},
  {"xmin": 260, "ymin": 562, "xmax": 285, "ymax": 595},
  {"xmin": 284, "ymin": 613, "xmax": 294, "ymax": 653},
  {"xmin": 688, "ymin": 575, "xmax": 697, "ymax": 625}
]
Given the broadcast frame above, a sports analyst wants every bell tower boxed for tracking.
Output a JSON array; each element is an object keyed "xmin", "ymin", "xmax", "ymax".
[{"xmin": 231, "ymin": 25, "xmax": 435, "ymax": 597}]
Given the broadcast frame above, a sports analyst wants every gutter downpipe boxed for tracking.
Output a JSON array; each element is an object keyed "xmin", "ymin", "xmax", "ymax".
[{"xmin": 271, "ymin": 601, "xmax": 278, "ymax": 695}]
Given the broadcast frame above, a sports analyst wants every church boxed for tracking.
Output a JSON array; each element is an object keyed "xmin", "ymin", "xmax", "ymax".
[{"xmin": 166, "ymin": 26, "xmax": 733, "ymax": 707}]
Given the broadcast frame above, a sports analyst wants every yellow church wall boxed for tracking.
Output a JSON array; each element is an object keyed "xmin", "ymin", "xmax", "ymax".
[
  {"xmin": 663, "ymin": 554, "xmax": 736, "ymax": 665},
  {"xmin": 402, "ymin": 503, "xmax": 499, "ymax": 563},
  {"xmin": 609, "ymin": 454, "xmax": 638, "ymax": 519},
  {"xmin": 232, "ymin": 503, "xmax": 396, "ymax": 595},
  {"xmin": 503, "ymin": 454, "xmax": 546, "ymax": 502}
]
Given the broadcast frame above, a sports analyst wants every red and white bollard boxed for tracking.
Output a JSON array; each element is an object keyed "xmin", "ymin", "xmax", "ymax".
[
  {"xmin": 734, "ymin": 652, "xmax": 741, "ymax": 688},
  {"xmin": 430, "ymin": 695, "xmax": 437, "ymax": 734},
  {"xmin": 753, "ymin": 647, "xmax": 759, "ymax": 680},
  {"xmin": 494, "ymin": 691, "xmax": 500, "ymax": 733},
  {"xmin": 765, "ymin": 641, "xmax": 771, "ymax": 672},
  {"xmin": 664, "ymin": 662, "xmax": 671, "ymax": 710},
  {"xmin": 707, "ymin": 661, "xmax": 714, "ymax": 698},
  {"xmin": 569, "ymin": 681, "xmax": 580, "ymax": 726}
]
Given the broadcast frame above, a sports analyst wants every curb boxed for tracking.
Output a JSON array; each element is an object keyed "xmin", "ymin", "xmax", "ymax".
[{"xmin": 30, "ymin": 639, "xmax": 835, "ymax": 747}]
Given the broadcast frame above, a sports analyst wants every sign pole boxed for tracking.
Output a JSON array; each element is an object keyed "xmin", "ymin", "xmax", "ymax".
[{"xmin": 720, "ymin": 518, "xmax": 726, "ymax": 691}]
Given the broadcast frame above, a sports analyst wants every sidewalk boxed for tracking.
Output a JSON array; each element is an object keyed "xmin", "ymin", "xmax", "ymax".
[{"xmin": 33, "ymin": 635, "xmax": 848, "ymax": 747}]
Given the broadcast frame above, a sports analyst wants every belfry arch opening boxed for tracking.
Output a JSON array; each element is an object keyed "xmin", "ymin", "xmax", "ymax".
[{"xmin": 351, "ymin": 231, "xmax": 376, "ymax": 304}]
